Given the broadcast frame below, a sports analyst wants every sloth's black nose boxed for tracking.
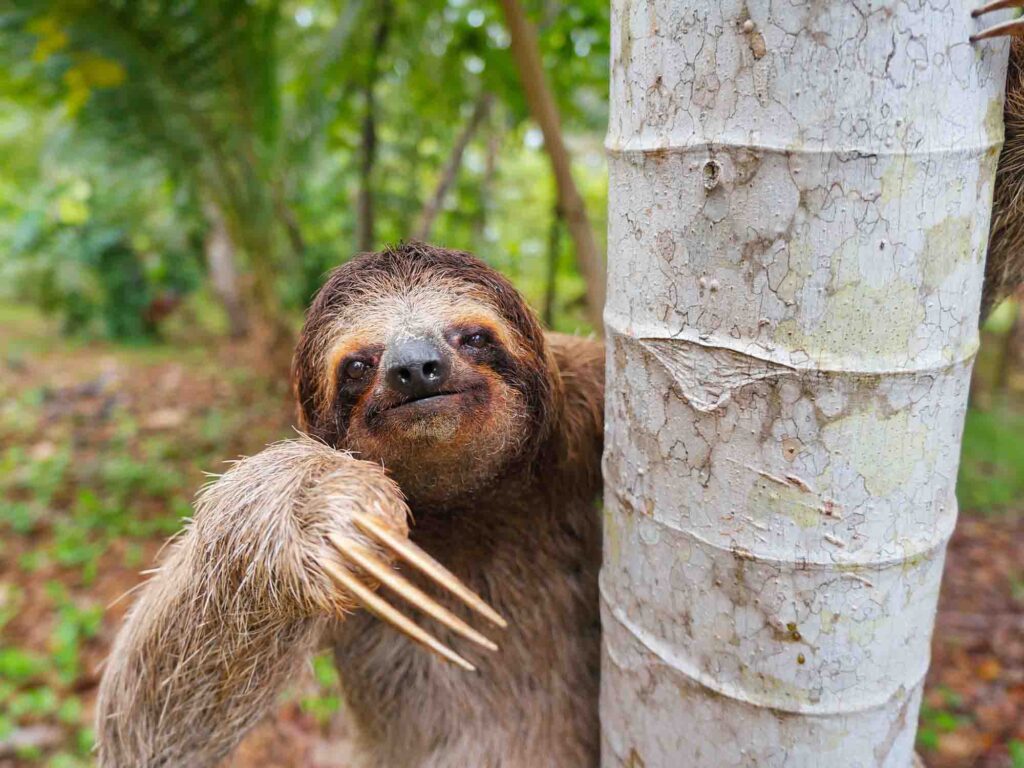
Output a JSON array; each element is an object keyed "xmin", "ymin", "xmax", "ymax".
[{"xmin": 385, "ymin": 339, "xmax": 451, "ymax": 400}]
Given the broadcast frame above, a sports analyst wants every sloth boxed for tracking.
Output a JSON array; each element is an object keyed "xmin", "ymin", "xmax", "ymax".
[
  {"xmin": 96, "ymin": 243, "xmax": 605, "ymax": 768},
  {"xmin": 975, "ymin": 8, "xmax": 1024, "ymax": 315},
  {"xmin": 96, "ymin": 21, "xmax": 1024, "ymax": 763},
  {"xmin": 97, "ymin": 227, "xmax": 1024, "ymax": 768}
]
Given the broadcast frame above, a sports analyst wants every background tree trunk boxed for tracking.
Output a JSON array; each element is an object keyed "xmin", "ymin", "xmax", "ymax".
[
  {"xmin": 272, "ymin": 181, "xmax": 306, "ymax": 263},
  {"xmin": 202, "ymin": 202, "xmax": 248, "ymax": 339},
  {"xmin": 543, "ymin": 202, "xmax": 562, "ymax": 327},
  {"xmin": 415, "ymin": 93, "xmax": 493, "ymax": 241},
  {"xmin": 356, "ymin": 3, "xmax": 391, "ymax": 252},
  {"xmin": 498, "ymin": 0, "xmax": 605, "ymax": 331},
  {"xmin": 472, "ymin": 117, "xmax": 502, "ymax": 246},
  {"xmin": 600, "ymin": 2, "xmax": 1009, "ymax": 766}
]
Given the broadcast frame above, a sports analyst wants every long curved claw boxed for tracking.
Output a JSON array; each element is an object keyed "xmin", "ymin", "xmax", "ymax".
[
  {"xmin": 322, "ymin": 559, "xmax": 477, "ymax": 672},
  {"xmin": 329, "ymin": 533, "xmax": 499, "ymax": 652},
  {"xmin": 321, "ymin": 510, "xmax": 507, "ymax": 671},
  {"xmin": 973, "ymin": 0, "xmax": 1024, "ymax": 17},
  {"xmin": 972, "ymin": 0, "xmax": 1024, "ymax": 41},
  {"xmin": 350, "ymin": 510, "xmax": 508, "ymax": 629},
  {"xmin": 972, "ymin": 17, "xmax": 1024, "ymax": 41}
]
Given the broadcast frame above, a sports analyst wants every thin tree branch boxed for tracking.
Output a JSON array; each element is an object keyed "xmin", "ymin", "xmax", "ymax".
[
  {"xmin": 543, "ymin": 202, "xmax": 563, "ymax": 327},
  {"xmin": 497, "ymin": 0, "xmax": 605, "ymax": 331},
  {"xmin": 415, "ymin": 92, "xmax": 494, "ymax": 241},
  {"xmin": 356, "ymin": 2, "xmax": 393, "ymax": 252}
]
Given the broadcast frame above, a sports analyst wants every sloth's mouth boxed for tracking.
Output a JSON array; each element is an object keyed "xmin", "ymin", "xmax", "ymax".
[
  {"xmin": 365, "ymin": 384, "xmax": 489, "ymax": 434},
  {"xmin": 386, "ymin": 389, "xmax": 467, "ymax": 413}
]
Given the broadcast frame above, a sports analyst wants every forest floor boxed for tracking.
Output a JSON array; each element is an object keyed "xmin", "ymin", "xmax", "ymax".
[{"xmin": 0, "ymin": 303, "xmax": 1022, "ymax": 768}]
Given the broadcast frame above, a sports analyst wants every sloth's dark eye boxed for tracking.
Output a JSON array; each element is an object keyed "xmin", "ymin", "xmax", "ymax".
[
  {"xmin": 463, "ymin": 332, "xmax": 488, "ymax": 349},
  {"xmin": 344, "ymin": 359, "xmax": 370, "ymax": 380}
]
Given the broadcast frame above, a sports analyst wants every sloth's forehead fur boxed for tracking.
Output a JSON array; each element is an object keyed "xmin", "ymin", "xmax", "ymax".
[{"xmin": 323, "ymin": 279, "xmax": 523, "ymax": 367}]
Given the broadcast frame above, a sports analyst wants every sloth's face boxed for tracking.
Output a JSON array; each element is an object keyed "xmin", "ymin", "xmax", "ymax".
[{"xmin": 304, "ymin": 276, "xmax": 545, "ymax": 505}]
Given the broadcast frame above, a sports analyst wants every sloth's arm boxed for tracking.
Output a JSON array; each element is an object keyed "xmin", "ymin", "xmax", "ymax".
[
  {"xmin": 545, "ymin": 332, "xmax": 605, "ymax": 494},
  {"xmin": 970, "ymin": 23, "xmax": 1024, "ymax": 316},
  {"xmin": 94, "ymin": 437, "xmax": 416, "ymax": 768}
]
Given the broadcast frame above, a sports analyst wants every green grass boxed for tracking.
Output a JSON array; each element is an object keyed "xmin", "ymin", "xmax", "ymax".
[
  {"xmin": 1009, "ymin": 739, "xmax": 1024, "ymax": 768},
  {"xmin": 957, "ymin": 399, "xmax": 1024, "ymax": 515},
  {"xmin": 917, "ymin": 688, "xmax": 968, "ymax": 753},
  {"xmin": 299, "ymin": 652, "xmax": 344, "ymax": 725},
  {"xmin": 0, "ymin": 425, "xmax": 185, "ymax": 765}
]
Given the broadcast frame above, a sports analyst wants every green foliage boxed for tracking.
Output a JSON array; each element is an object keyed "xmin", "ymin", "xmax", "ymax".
[
  {"xmin": 0, "ymin": 429, "xmax": 192, "ymax": 590},
  {"xmin": 1, "ymin": 0, "xmax": 297, "ymax": 329},
  {"xmin": 957, "ymin": 398, "xmax": 1024, "ymax": 514},
  {"xmin": 0, "ymin": 100, "xmax": 203, "ymax": 339},
  {"xmin": 300, "ymin": 651, "xmax": 344, "ymax": 725},
  {"xmin": 47, "ymin": 582, "xmax": 103, "ymax": 685},
  {"xmin": 0, "ymin": 0, "xmax": 612, "ymax": 333},
  {"xmin": 1009, "ymin": 739, "xmax": 1024, "ymax": 768},
  {"xmin": 917, "ymin": 688, "xmax": 969, "ymax": 752},
  {"xmin": 0, "ymin": 585, "xmax": 99, "ymax": 764},
  {"xmin": 0, "ymin": 647, "xmax": 47, "ymax": 683}
]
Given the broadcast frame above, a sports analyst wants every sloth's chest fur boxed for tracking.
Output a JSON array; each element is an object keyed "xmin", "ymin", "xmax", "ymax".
[{"xmin": 329, "ymin": 482, "xmax": 602, "ymax": 768}]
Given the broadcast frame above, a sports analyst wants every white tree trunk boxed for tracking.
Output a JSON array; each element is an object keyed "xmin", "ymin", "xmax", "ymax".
[{"xmin": 600, "ymin": 2, "xmax": 1009, "ymax": 767}]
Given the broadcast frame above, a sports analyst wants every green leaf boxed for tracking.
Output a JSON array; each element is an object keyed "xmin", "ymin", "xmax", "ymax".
[{"xmin": 0, "ymin": 648, "xmax": 47, "ymax": 683}]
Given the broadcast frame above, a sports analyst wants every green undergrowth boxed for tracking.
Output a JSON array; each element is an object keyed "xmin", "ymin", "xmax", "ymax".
[{"xmin": 957, "ymin": 400, "xmax": 1024, "ymax": 516}]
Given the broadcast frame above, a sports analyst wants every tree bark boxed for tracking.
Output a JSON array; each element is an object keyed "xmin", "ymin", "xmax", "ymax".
[
  {"xmin": 543, "ymin": 202, "xmax": 562, "ymax": 328},
  {"xmin": 415, "ymin": 93, "xmax": 493, "ymax": 241},
  {"xmin": 235, "ymin": 216, "xmax": 294, "ymax": 368},
  {"xmin": 600, "ymin": 2, "xmax": 1009, "ymax": 767},
  {"xmin": 498, "ymin": 0, "xmax": 605, "ymax": 331},
  {"xmin": 355, "ymin": 3, "xmax": 391, "ymax": 253},
  {"xmin": 272, "ymin": 180, "xmax": 306, "ymax": 262},
  {"xmin": 473, "ymin": 118, "xmax": 501, "ymax": 246},
  {"xmin": 203, "ymin": 202, "xmax": 248, "ymax": 339}
]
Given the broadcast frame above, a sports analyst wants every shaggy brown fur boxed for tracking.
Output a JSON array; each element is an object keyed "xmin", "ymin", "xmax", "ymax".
[
  {"xmin": 95, "ymin": 438, "xmax": 409, "ymax": 766},
  {"xmin": 986, "ymin": 39, "xmax": 1024, "ymax": 316},
  {"xmin": 97, "ymin": 243, "xmax": 605, "ymax": 768}
]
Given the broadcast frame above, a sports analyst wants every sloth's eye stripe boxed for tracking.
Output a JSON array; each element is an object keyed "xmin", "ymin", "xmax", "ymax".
[
  {"xmin": 445, "ymin": 313, "xmax": 520, "ymax": 353},
  {"xmin": 447, "ymin": 321, "xmax": 499, "ymax": 335},
  {"xmin": 328, "ymin": 342, "xmax": 383, "ymax": 387}
]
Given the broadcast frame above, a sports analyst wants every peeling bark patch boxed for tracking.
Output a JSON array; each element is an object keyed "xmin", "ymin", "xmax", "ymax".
[{"xmin": 639, "ymin": 338, "xmax": 794, "ymax": 412}]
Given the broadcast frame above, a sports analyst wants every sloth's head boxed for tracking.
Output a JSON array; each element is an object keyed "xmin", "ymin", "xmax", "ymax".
[{"xmin": 293, "ymin": 243, "xmax": 558, "ymax": 505}]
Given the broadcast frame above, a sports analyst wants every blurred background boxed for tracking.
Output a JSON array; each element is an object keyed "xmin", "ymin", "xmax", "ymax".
[{"xmin": 0, "ymin": 2, "xmax": 1020, "ymax": 767}]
